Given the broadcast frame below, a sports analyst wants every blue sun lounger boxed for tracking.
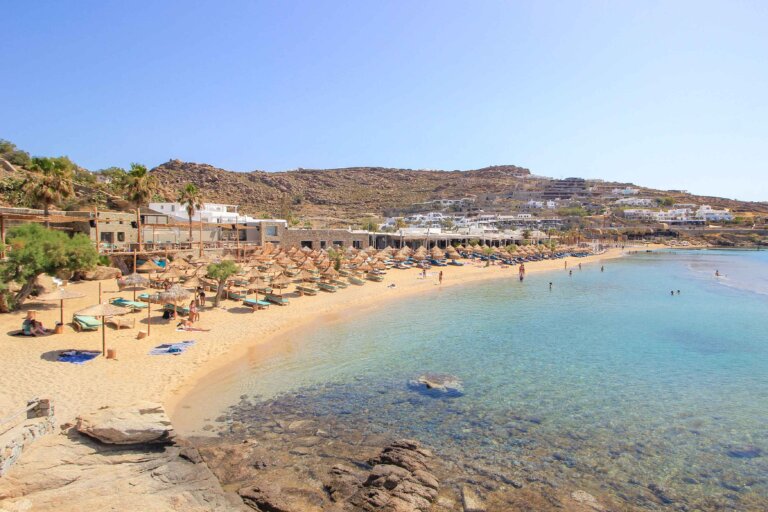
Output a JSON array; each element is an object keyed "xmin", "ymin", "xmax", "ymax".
[
  {"xmin": 243, "ymin": 298, "xmax": 271, "ymax": 310},
  {"xmin": 110, "ymin": 297, "xmax": 148, "ymax": 310}
]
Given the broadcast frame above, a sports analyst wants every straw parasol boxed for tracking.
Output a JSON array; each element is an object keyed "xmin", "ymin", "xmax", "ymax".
[
  {"xmin": 121, "ymin": 272, "xmax": 149, "ymax": 301},
  {"xmin": 75, "ymin": 302, "xmax": 130, "ymax": 355},
  {"xmin": 36, "ymin": 288, "xmax": 85, "ymax": 329},
  {"xmin": 136, "ymin": 259, "xmax": 162, "ymax": 273},
  {"xmin": 159, "ymin": 284, "xmax": 192, "ymax": 309}
]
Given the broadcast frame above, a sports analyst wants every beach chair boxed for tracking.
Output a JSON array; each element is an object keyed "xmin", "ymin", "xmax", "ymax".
[
  {"xmin": 366, "ymin": 273, "xmax": 384, "ymax": 282},
  {"xmin": 243, "ymin": 298, "xmax": 271, "ymax": 311},
  {"xmin": 296, "ymin": 285, "xmax": 319, "ymax": 296},
  {"xmin": 348, "ymin": 275, "xmax": 365, "ymax": 286},
  {"xmin": 105, "ymin": 316, "xmax": 135, "ymax": 329},
  {"xmin": 265, "ymin": 294, "xmax": 289, "ymax": 306},
  {"xmin": 109, "ymin": 297, "xmax": 148, "ymax": 310},
  {"xmin": 226, "ymin": 290, "xmax": 247, "ymax": 301},
  {"xmin": 317, "ymin": 282, "xmax": 338, "ymax": 292},
  {"xmin": 163, "ymin": 304, "xmax": 190, "ymax": 316},
  {"xmin": 72, "ymin": 314, "xmax": 101, "ymax": 332},
  {"xmin": 331, "ymin": 279, "xmax": 348, "ymax": 289}
]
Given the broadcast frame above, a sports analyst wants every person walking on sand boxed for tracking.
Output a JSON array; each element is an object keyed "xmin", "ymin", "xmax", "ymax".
[
  {"xmin": 564, "ymin": 260, "xmax": 568, "ymax": 269},
  {"xmin": 189, "ymin": 300, "xmax": 199, "ymax": 322},
  {"xmin": 439, "ymin": 271, "xmax": 443, "ymax": 285}
]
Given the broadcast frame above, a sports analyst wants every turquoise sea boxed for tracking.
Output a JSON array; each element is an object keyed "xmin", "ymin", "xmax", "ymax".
[{"xmin": 183, "ymin": 250, "xmax": 768, "ymax": 510}]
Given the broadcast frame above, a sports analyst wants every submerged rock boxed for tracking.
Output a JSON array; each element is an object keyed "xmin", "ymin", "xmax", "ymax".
[
  {"xmin": 75, "ymin": 401, "xmax": 175, "ymax": 445},
  {"xmin": 409, "ymin": 374, "xmax": 464, "ymax": 397}
]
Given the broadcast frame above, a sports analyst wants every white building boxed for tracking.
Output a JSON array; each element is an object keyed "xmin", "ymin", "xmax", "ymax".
[
  {"xmin": 615, "ymin": 197, "xmax": 654, "ymax": 207},
  {"xmin": 148, "ymin": 202, "xmax": 287, "ymax": 226},
  {"xmin": 612, "ymin": 187, "xmax": 640, "ymax": 196},
  {"xmin": 695, "ymin": 205, "xmax": 733, "ymax": 222}
]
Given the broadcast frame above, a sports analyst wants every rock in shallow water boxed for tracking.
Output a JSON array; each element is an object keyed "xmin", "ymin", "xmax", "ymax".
[
  {"xmin": 75, "ymin": 401, "xmax": 175, "ymax": 445},
  {"xmin": 409, "ymin": 374, "xmax": 464, "ymax": 397}
]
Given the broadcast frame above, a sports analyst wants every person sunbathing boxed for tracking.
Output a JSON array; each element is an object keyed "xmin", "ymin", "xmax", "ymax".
[
  {"xmin": 176, "ymin": 319, "xmax": 210, "ymax": 332},
  {"xmin": 22, "ymin": 311, "xmax": 47, "ymax": 336}
]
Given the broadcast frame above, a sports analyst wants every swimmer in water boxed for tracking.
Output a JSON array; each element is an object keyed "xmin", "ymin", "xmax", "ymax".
[
  {"xmin": 549, "ymin": 282, "xmax": 553, "ymax": 290},
  {"xmin": 600, "ymin": 265, "xmax": 604, "ymax": 272},
  {"xmin": 715, "ymin": 270, "xmax": 721, "ymax": 277}
]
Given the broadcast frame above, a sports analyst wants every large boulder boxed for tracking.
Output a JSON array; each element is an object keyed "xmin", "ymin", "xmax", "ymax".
[
  {"xmin": 75, "ymin": 402, "xmax": 175, "ymax": 445},
  {"xmin": 79, "ymin": 265, "xmax": 121, "ymax": 281}
]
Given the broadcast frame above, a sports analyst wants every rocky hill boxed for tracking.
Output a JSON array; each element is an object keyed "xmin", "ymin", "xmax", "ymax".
[{"xmin": 150, "ymin": 160, "xmax": 536, "ymax": 220}]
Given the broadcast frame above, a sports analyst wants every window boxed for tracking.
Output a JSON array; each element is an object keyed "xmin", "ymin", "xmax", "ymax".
[
  {"xmin": 320, "ymin": 241, "xmax": 327, "ymax": 249},
  {"xmin": 333, "ymin": 241, "xmax": 343, "ymax": 247},
  {"xmin": 301, "ymin": 241, "xmax": 313, "ymax": 249},
  {"xmin": 266, "ymin": 226, "xmax": 278, "ymax": 237},
  {"xmin": 117, "ymin": 232, "xmax": 125, "ymax": 242},
  {"xmin": 100, "ymin": 232, "xmax": 114, "ymax": 243},
  {"xmin": 353, "ymin": 241, "xmax": 362, "ymax": 249}
]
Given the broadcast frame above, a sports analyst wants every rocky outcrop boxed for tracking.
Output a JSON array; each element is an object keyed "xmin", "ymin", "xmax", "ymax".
[
  {"xmin": 78, "ymin": 265, "xmax": 122, "ymax": 281},
  {"xmin": 75, "ymin": 401, "xmax": 175, "ymax": 445},
  {"xmin": 0, "ymin": 433, "xmax": 245, "ymax": 512},
  {"xmin": 350, "ymin": 439, "xmax": 440, "ymax": 512}
]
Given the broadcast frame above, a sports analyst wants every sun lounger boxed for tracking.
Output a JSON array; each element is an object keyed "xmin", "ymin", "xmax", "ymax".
[
  {"xmin": 243, "ymin": 298, "xmax": 271, "ymax": 310},
  {"xmin": 348, "ymin": 276, "xmax": 365, "ymax": 285},
  {"xmin": 73, "ymin": 314, "xmax": 102, "ymax": 332},
  {"xmin": 105, "ymin": 316, "xmax": 135, "ymax": 329},
  {"xmin": 110, "ymin": 297, "xmax": 148, "ymax": 310},
  {"xmin": 296, "ymin": 285, "xmax": 319, "ymax": 296},
  {"xmin": 149, "ymin": 340, "xmax": 196, "ymax": 355},
  {"xmin": 366, "ymin": 273, "xmax": 384, "ymax": 282},
  {"xmin": 331, "ymin": 279, "xmax": 348, "ymax": 289},
  {"xmin": 226, "ymin": 290, "xmax": 247, "ymax": 300},
  {"xmin": 317, "ymin": 282, "xmax": 338, "ymax": 292},
  {"xmin": 265, "ymin": 294, "xmax": 289, "ymax": 306},
  {"xmin": 163, "ymin": 304, "xmax": 190, "ymax": 316}
]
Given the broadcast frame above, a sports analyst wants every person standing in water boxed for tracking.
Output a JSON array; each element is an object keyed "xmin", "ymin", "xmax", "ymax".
[
  {"xmin": 601, "ymin": 265, "xmax": 604, "ymax": 272},
  {"xmin": 578, "ymin": 263, "xmax": 582, "ymax": 270},
  {"xmin": 569, "ymin": 270, "xmax": 573, "ymax": 277},
  {"xmin": 549, "ymin": 282, "xmax": 553, "ymax": 291}
]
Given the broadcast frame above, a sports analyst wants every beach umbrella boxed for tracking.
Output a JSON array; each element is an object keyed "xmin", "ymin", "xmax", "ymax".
[
  {"xmin": 296, "ymin": 269, "xmax": 315, "ymax": 282},
  {"xmin": 75, "ymin": 302, "xmax": 130, "ymax": 356},
  {"xmin": 121, "ymin": 272, "xmax": 149, "ymax": 301},
  {"xmin": 136, "ymin": 259, "xmax": 162, "ymax": 273},
  {"xmin": 322, "ymin": 267, "xmax": 339, "ymax": 280},
  {"xmin": 159, "ymin": 284, "xmax": 192, "ymax": 316},
  {"xmin": 36, "ymin": 288, "xmax": 86, "ymax": 329}
]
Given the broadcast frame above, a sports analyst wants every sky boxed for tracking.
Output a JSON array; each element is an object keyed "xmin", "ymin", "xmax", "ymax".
[{"xmin": 2, "ymin": 1, "xmax": 767, "ymax": 201}]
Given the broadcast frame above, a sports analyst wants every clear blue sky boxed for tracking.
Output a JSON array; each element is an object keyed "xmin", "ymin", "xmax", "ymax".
[{"xmin": 3, "ymin": 1, "xmax": 767, "ymax": 201}]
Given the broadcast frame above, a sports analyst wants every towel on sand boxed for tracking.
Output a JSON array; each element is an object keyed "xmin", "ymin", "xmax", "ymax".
[
  {"xmin": 58, "ymin": 350, "xmax": 100, "ymax": 364},
  {"xmin": 149, "ymin": 340, "xmax": 196, "ymax": 355}
]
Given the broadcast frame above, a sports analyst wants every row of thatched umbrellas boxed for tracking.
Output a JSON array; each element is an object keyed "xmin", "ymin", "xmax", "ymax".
[{"xmin": 37, "ymin": 241, "xmax": 584, "ymax": 356}]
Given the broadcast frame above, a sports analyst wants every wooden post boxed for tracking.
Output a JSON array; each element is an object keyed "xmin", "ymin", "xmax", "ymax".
[
  {"xmin": 98, "ymin": 282, "xmax": 102, "ymax": 304},
  {"xmin": 199, "ymin": 219, "xmax": 203, "ymax": 257},
  {"xmin": 147, "ymin": 300, "xmax": 151, "ymax": 336},
  {"xmin": 235, "ymin": 221, "xmax": 240, "ymax": 262},
  {"xmin": 101, "ymin": 319, "xmax": 106, "ymax": 356},
  {"xmin": 0, "ymin": 214, "xmax": 5, "ymax": 259},
  {"xmin": 136, "ymin": 208, "xmax": 142, "ymax": 252},
  {"xmin": 94, "ymin": 207, "xmax": 99, "ymax": 253}
]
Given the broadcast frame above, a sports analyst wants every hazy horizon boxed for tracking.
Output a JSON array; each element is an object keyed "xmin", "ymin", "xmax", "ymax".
[{"xmin": 3, "ymin": 1, "xmax": 767, "ymax": 202}]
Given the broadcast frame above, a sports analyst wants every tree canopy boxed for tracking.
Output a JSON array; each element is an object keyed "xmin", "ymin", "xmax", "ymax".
[
  {"xmin": 207, "ymin": 260, "xmax": 241, "ymax": 305},
  {"xmin": 177, "ymin": 183, "xmax": 204, "ymax": 241},
  {"xmin": 1, "ymin": 224, "xmax": 98, "ymax": 308},
  {"xmin": 22, "ymin": 157, "xmax": 75, "ymax": 223}
]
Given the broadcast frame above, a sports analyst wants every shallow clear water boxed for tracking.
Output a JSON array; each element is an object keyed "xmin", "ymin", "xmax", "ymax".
[{"xmin": 188, "ymin": 250, "xmax": 768, "ymax": 510}]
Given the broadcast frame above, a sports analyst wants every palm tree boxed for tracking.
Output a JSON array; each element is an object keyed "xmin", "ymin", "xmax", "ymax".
[
  {"xmin": 177, "ymin": 183, "xmax": 204, "ymax": 242},
  {"xmin": 126, "ymin": 163, "xmax": 158, "ymax": 251},
  {"xmin": 23, "ymin": 157, "xmax": 75, "ymax": 227}
]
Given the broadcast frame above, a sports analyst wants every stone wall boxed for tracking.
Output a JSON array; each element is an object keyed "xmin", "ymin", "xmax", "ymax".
[
  {"xmin": 0, "ymin": 399, "xmax": 55, "ymax": 476},
  {"xmin": 280, "ymin": 228, "xmax": 371, "ymax": 250}
]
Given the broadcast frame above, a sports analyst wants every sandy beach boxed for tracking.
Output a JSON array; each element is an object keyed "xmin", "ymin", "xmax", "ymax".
[{"xmin": 0, "ymin": 247, "xmax": 631, "ymax": 428}]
